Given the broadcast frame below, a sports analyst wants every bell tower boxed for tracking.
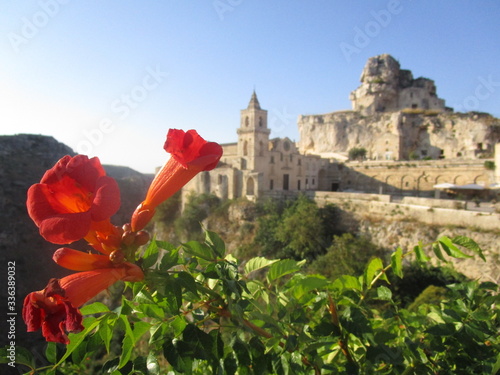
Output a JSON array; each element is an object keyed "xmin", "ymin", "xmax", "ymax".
[{"xmin": 237, "ymin": 91, "xmax": 270, "ymax": 170}]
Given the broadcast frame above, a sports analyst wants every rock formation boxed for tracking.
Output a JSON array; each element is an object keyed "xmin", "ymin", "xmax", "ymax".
[{"xmin": 298, "ymin": 54, "xmax": 500, "ymax": 161}]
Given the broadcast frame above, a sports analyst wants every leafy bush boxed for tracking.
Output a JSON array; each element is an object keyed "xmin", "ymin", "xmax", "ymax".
[
  {"xmin": 348, "ymin": 147, "xmax": 367, "ymax": 161},
  {"xmin": 307, "ymin": 233, "xmax": 385, "ymax": 281},
  {"xmin": 7, "ymin": 233, "xmax": 499, "ymax": 374}
]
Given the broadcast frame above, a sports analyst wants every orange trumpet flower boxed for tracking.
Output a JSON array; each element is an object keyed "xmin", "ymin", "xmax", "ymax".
[{"xmin": 131, "ymin": 129, "xmax": 223, "ymax": 231}]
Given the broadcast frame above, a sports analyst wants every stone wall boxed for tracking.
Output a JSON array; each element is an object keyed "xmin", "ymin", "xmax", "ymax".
[
  {"xmin": 308, "ymin": 191, "xmax": 500, "ymax": 283},
  {"xmin": 309, "ymin": 191, "xmax": 500, "ymax": 231},
  {"xmin": 331, "ymin": 158, "xmax": 496, "ymax": 196}
]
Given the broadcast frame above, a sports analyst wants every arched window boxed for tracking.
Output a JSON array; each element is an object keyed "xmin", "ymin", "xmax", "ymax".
[
  {"xmin": 258, "ymin": 117, "xmax": 263, "ymax": 127},
  {"xmin": 245, "ymin": 116, "xmax": 249, "ymax": 127},
  {"xmin": 243, "ymin": 140, "xmax": 248, "ymax": 156},
  {"xmin": 259, "ymin": 141, "xmax": 264, "ymax": 156}
]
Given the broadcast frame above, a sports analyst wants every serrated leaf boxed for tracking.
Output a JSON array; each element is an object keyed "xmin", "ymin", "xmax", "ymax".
[
  {"xmin": 438, "ymin": 236, "xmax": 473, "ymax": 259},
  {"xmin": 182, "ymin": 241, "xmax": 216, "ymax": 261},
  {"xmin": 132, "ymin": 321, "xmax": 152, "ymax": 343},
  {"xmin": 452, "ymin": 235, "xmax": 486, "ymax": 261},
  {"xmin": 432, "ymin": 242, "xmax": 447, "ymax": 262},
  {"xmin": 244, "ymin": 257, "xmax": 279, "ymax": 275},
  {"xmin": 267, "ymin": 259, "xmax": 305, "ymax": 282},
  {"xmin": 99, "ymin": 315, "xmax": 115, "ymax": 354},
  {"xmin": 119, "ymin": 315, "xmax": 134, "ymax": 368},
  {"xmin": 205, "ymin": 230, "xmax": 226, "ymax": 258},
  {"xmin": 142, "ymin": 239, "xmax": 159, "ymax": 269},
  {"xmin": 80, "ymin": 301, "xmax": 110, "ymax": 315},
  {"xmin": 158, "ymin": 246, "xmax": 180, "ymax": 271},
  {"xmin": 391, "ymin": 247, "xmax": 403, "ymax": 278}
]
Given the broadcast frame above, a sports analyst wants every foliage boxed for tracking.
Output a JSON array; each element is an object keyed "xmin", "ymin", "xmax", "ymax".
[
  {"xmin": 253, "ymin": 195, "xmax": 343, "ymax": 261},
  {"xmin": 5, "ymin": 232, "xmax": 499, "ymax": 374},
  {"xmin": 307, "ymin": 233, "xmax": 386, "ymax": 281},
  {"xmin": 484, "ymin": 160, "xmax": 495, "ymax": 170},
  {"xmin": 348, "ymin": 147, "xmax": 367, "ymax": 161}
]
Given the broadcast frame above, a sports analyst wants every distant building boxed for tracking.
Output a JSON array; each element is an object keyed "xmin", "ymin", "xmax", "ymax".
[
  {"xmin": 183, "ymin": 91, "xmax": 326, "ymax": 200},
  {"xmin": 183, "ymin": 55, "xmax": 499, "ymax": 201}
]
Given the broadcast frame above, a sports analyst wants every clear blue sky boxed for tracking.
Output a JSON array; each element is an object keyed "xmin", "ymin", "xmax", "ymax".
[{"xmin": 1, "ymin": 1, "xmax": 499, "ymax": 173}]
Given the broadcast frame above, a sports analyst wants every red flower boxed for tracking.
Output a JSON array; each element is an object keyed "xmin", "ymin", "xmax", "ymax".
[
  {"xmin": 23, "ymin": 256, "xmax": 144, "ymax": 344},
  {"xmin": 131, "ymin": 129, "xmax": 222, "ymax": 231},
  {"xmin": 27, "ymin": 155, "xmax": 121, "ymax": 245},
  {"xmin": 23, "ymin": 278, "xmax": 84, "ymax": 344}
]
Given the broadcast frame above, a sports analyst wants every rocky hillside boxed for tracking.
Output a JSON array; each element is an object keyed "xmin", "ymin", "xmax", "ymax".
[
  {"xmin": 0, "ymin": 134, "xmax": 152, "ymax": 349},
  {"xmin": 297, "ymin": 54, "xmax": 500, "ymax": 161},
  {"xmin": 298, "ymin": 110, "xmax": 500, "ymax": 161}
]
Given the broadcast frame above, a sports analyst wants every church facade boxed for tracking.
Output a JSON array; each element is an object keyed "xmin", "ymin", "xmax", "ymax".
[{"xmin": 182, "ymin": 91, "xmax": 329, "ymax": 201}]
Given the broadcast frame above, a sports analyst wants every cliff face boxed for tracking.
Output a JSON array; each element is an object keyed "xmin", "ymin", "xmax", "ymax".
[
  {"xmin": 297, "ymin": 110, "xmax": 500, "ymax": 161},
  {"xmin": 0, "ymin": 134, "xmax": 151, "ymax": 349},
  {"xmin": 298, "ymin": 54, "xmax": 500, "ymax": 161}
]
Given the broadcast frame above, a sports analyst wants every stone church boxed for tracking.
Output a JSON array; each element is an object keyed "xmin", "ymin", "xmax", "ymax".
[
  {"xmin": 183, "ymin": 54, "xmax": 500, "ymax": 201},
  {"xmin": 183, "ymin": 91, "xmax": 328, "ymax": 200}
]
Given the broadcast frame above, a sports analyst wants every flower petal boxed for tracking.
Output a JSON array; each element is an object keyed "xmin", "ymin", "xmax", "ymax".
[
  {"xmin": 53, "ymin": 248, "xmax": 113, "ymax": 271},
  {"xmin": 90, "ymin": 176, "xmax": 121, "ymax": 222},
  {"xmin": 38, "ymin": 212, "xmax": 92, "ymax": 244}
]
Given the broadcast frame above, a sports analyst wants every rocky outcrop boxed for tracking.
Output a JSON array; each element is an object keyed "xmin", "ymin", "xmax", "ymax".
[
  {"xmin": 350, "ymin": 54, "xmax": 446, "ymax": 115},
  {"xmin": 298, "ymin": 110, "xmax": 500, "ymax": 161},
  {"xmin": 298, "ymin": 54, "xmax": 500, "ymax": 161}
]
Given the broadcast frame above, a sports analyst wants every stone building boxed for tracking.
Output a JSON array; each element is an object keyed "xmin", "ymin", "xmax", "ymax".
[
  {"xmin": 349, "ymin": 54, "xmax": 446, "ymax": 115},
  {"xmin": 183, "ymin": 91, "xmax": 326, "ymax": 200},
  {"xmin": 183, "ymin": 55, "xmax": 500, "ymax": 200}
]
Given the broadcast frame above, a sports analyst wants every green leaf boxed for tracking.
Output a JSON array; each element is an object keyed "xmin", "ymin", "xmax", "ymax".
[
  {"xmin": 176, "ymin": 271, "xmax": 200, "ymax": 297},
  {"xmin": 133, "ymin": 321, "xmax": 152, "ymax": 343},
  {"xmin": 267, "ymin": 259, "xmax": 306, "ymax": 282},
  {"xmin": 45, "ymin": 342, "xmax": 57, "ymax": 364},
  {"xmin": 432, "ymin": 242, "xmax": 447, "ymax": 262},
  {"xmin": 332, "ymin": 275, "xmax": 362, "ymax": 292},
  {"xmin": 452, "ymin": 235, "xmax": 486, "ymax": 261},
  {"xmin": 80, "ymin": 301, "xmax": 110, "ymax": 315},
  {"xmin": 119, "ymin": 315, "xmax": 134, "ymax": 368},
  {"xmin": 391, "ymin": 247, "xmax": 403, "ymax": 278},
  {"xmin": 244, "ymin": 257, "xmax": 279, "ymax": 275},
  {"xmin": 205, "ymin": 229, "xmax": 226, "ymax": 258},
  {"xmin": 414, "ymin": 242, "xmax": 430, "ymax": 262},
  {"xmin": 376, "ymin": 285, "xmax": 392, "ymax": 300},
  {"xmin": 56, "ymin": 316, "xmax": 100, "ymax": 366},
  {"xmin": 142, "ymin": 239, "xmax": 159, "ymax": 269},
  {"xmin": 158, "ymin": 245, "xmax": 179, "ymax": 271},
  {"xmin": 99, "ymin": 315, "xmax": 114, "ymax": 354},
  {"xmin": 438, "ymin": 236, "xmax": 473, "ymax": 259},
  {"xmin": 364, "ymin": 257, "xmax": 387, "ymax": 287},
  {"xmin": 182, "ymin": 241, "xmax": 216, "ymax": 261},
  {"xmin": 0, "ymin": 346, "xmax": 36, "ymax": 370},
  {"xmin": 163, "ymin": 339, "xmax": 192, "ymax": 374},
  {"xmin": 291, "ymin": 275, "xmax": 329, "ymax": 300}
]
